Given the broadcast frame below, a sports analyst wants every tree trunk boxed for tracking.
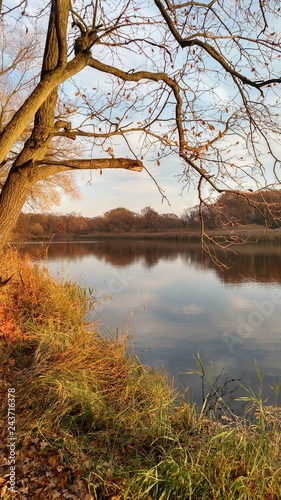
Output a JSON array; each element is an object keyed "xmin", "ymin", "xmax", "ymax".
[
  {"xmin": 0, "ymin": 167, "xmax": 35, "ymax": 248},
  {"xmin": 0, "ymin": 0, "xmax": 70, "ymax": 250}
]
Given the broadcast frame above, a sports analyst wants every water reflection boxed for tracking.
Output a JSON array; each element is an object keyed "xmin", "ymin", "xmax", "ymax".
[
  {"xmin": 22, "ymin": 240, "xmax": 281, "ymax": 411},
  {"xmin": 24, "ymin": 240, "xmax": 281, "ymax": 283}
]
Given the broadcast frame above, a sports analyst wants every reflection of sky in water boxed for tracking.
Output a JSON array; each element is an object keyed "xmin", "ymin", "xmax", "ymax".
[{"xmin": 35, "ymin": 243, "xmax": 281, "ymax": 410}]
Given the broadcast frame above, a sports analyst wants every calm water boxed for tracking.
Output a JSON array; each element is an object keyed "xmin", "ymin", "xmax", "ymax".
[{"xmin": 23, "ymin": 240, "xmax": 281, "ymax": 412}]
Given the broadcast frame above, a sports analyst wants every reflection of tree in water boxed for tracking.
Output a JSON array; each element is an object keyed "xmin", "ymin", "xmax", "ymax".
[
  {"xmin": 215, "ymin": 248, "xmax": 281, "ymax": 284},
  {"xmin": 171, "ymin": 243, "xmax": 281, "ymax": 284},
  {"xmin": 21, "ymin": 240, "xmax": 181, "ymax": 268},
  {"xmin": 21, "ymin": 240, "xmax": 281, "ymax": 282}
]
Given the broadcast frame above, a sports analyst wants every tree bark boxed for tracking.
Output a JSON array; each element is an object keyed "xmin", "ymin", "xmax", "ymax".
[
  {"xmin": 34, "ymin": 158, "xmax": 143, "ymax": 178},
  {"xmin": 0, "ymin": 166, "xmax": 35, "ymax": 248}
]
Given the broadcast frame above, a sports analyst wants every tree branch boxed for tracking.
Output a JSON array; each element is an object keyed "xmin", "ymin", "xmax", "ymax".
[
  {"xmin": 0, "ymin": 53, "xmax": 88, "ymax": 165},
  {"xmin": 53, "ymin": 0, "xmax": 69, "ymax": 66},
  {"xmin": 33, "ymin": 157, "xmax": 143, "ymax": 179},
  {"xmin": 87, "ymin": 55, "xmax": 175, "ymax": 86},
  {"xmin": 154, "ymin": 0, "xmax": 267, "ymax": 93}
]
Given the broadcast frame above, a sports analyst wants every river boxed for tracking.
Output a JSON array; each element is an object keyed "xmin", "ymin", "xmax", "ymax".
[{"xmin": 23, "ymin": 239, "xmax": 281, "ymax": 414}]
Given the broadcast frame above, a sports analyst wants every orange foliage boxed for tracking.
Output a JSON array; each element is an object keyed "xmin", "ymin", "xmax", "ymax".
[{"xmin": 0, "ymin": 302, "xmax": 28, "ymax": 341}]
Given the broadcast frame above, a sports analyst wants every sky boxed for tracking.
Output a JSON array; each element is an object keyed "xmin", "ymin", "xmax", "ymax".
[{"xmin": 58, "ymin": 157, "xmax": 199, "ymax": 218}]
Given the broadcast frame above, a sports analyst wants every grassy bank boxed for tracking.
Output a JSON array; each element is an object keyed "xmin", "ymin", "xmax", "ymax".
[
  {"xmin": 0, "ymin": 250, "xmax": 281, "ymax": 499},
  {"xmin": 76, "ymin": 225, "xmax": 281, "ymax": 244},
  {"xmin": 23, "ymin": 225, "xmax": 281, "ymax": 244}
]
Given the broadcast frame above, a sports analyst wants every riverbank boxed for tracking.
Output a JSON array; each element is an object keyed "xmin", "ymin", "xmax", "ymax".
[
  {"xmin": 0, "ymin": 249, "xmax": 281, "ymax": 499},
  {"xmin": 22, "ymin": 225, "xmax": 281, "ymax": 244}
]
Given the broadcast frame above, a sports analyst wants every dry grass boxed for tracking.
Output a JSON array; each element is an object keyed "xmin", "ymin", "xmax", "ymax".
[
  {"xmin": 72, "ymin": 225, "xmax": 281, "ymax": 243},
  {"xmin": 0, "ymin": 249, "xmax": 281, "ymax": 499}
]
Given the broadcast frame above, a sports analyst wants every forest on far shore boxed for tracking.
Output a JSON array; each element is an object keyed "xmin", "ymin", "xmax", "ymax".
[{"xmin": 12, "ymin": 190, "xmax": 281, "ymax": 241}]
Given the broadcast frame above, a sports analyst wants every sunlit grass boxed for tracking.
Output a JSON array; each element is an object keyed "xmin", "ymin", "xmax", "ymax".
[{"xmin": 0, "ymin": 249, "xmax": 281, "ymax": 499}]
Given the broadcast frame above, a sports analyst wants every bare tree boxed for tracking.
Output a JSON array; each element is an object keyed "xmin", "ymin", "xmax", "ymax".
[
  {"xmin": 0, "ymin": 20, "xmax": 82, "ymax": 212},
  {"xmin": 0, "ymin": 0, "xmax": 281, "ymax": 249}
]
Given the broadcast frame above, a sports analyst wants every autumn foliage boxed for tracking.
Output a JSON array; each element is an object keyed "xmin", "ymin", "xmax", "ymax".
[
  {"xmin": 0, "ymin": 250, "xmax": 89, "ymax": 342},
  {"xmin": 12, "ymin": 190, "xmax": 281, "ymax": 244},
  {"xmin": 13, "ymin": 206, "xmax": 184, "ymax": 241},
  {"xmin": 0, "ymin": 302, "xmax": 24, "ymax": 342}
]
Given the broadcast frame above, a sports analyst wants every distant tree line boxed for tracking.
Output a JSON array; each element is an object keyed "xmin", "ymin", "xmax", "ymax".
[
  {"xmin": 13, "ymin": 207, "xmax": 184, "ymax": 240},
  {"xmin": 13, "ymin": 190, "xmax": 281, "ymax": 240},
  {"xmin": 181, "ymin": 190, "xmax": 281, "ymax": 230}
]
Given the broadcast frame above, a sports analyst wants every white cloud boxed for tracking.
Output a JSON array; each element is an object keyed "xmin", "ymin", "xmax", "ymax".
[{"xmin": 56, "ymin": 154, "xmax": 196, "ymax": 217}]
